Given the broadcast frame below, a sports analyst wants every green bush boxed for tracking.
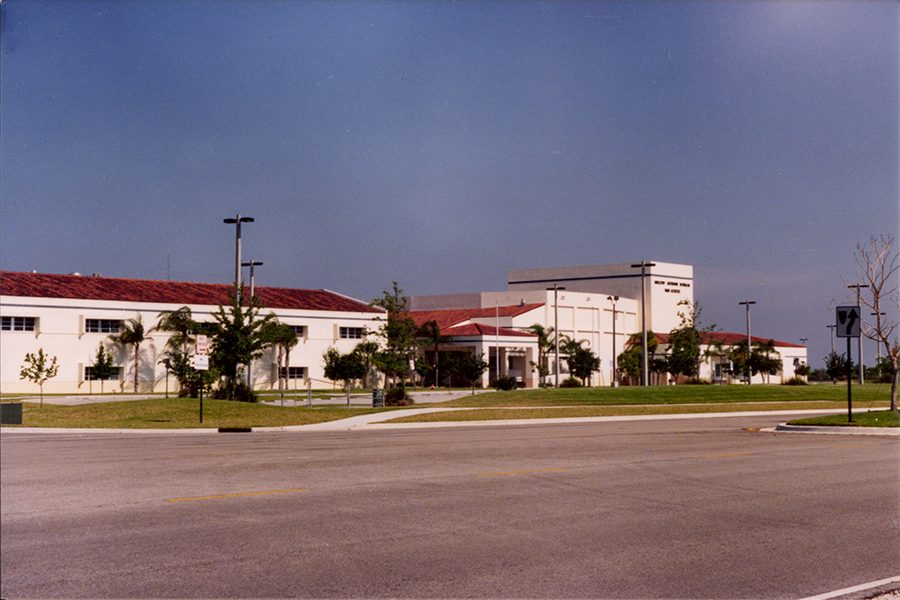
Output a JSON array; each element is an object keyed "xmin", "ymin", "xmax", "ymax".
[
  {"xmin": 385, "ymin": 385, "xmax": 414, "ymax": 406},
  {"xmin": 559, "ymin": 377, "xmax": 583, "ymax": 388},
  {"xmin": 782, "ymin": 377, "xmax": 808, "ymax": 386},
  {"xmin": 212, "ymin": 381, "xmax": 258, "ymax": 403},
  {"xmin": 494, "ymin": 376, "xmax": 518, "ymax": 391},
  {"xmin": 683, "ymin": 377, "xmax": 711, "ymax": 385}
]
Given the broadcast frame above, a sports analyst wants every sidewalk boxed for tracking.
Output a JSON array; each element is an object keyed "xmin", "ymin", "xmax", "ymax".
[{"xmin": 3, "ymin": 404, "xmax": 896, "ymax": 436}]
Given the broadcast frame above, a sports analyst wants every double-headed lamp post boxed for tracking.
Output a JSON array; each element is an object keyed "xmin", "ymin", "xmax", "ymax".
[
  {"xmin": 223, "ymin": 214, "xmax": 254, "ymax": 303},
  {"xmin": 547, "ymin": 284, "xmax": 566, "ymax": 387},
  {"xmin": 607, "ymin": 295, "xmax": 619, "ymax": 387},
  {"xmin": 738, "ymin": 300, "xmax": 756, "ymax": 385},
  {"xmin": 848, "ymin": 283, "xmax": 869, "ymax": 384},
  {"xmin": 630, "ymin": 262, "xmax": 656, "ymax": 386}
]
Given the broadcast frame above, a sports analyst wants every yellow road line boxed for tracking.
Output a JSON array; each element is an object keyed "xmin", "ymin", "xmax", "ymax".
[
  {"xmin": 477, "ymin": 467, "xmax": 569, "ymax": 478},
  {"xmin": 165, "ymin": 487, "xmax": 307, "ymax": 503}
]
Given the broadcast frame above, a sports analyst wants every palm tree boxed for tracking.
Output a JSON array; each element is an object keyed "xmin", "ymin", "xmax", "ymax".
[
  {"xmin": 527, "ymin": 323, "xmax": 554, "ymax": 386},
  {"xmin": 109, "ymin": 315, "xmax": 154, "ymax": 393},
  {"xmin": 157, "ymin": 306, "xmax": 196, "ymax": 356},
  {"xmin": 263, "ymin": 323, "xmax": 298, "ymax": 399},
  {"xmin": 353, "ymin": 341, "xmax": 381, "ymax": 388}
]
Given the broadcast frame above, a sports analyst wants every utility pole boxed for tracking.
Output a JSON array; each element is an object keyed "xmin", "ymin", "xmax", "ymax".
[
  {"xmin": 630, "ymin": 262, "xmax": 656, "ymax": 386},
  {"xmin": 826, "ymin": 324, "xmax": 837, "ymax": 354},
  {"xmin": 848, "ymin": 284, "xmax": 869, "ymax": 384},
  {"xmin": 739, "ymin": 300, "xmax": 756, "ymax": 385}
]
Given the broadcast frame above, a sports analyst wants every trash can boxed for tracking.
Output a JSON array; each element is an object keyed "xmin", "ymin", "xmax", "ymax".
[
  {"xmin": 1, "ymin": 403, "xmax": 23, "ymax": 425},
  {"xmin": 372, "ymin": 389, "xmax": 384, "ymax": 408}
]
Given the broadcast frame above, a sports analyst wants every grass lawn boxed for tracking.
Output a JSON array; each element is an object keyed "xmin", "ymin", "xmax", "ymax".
[
  {"xmin": 419, "ymin": 384, "xmax": 895, "ymax": 408},
  {"xmin": 786, "ymin": 410, "xmax": 899, "ymax": 428},
  {"xmin": 1, "ymin": 398, "xmax": 386, "ymax": 429},
  {"xmin": 381, "ymin": 401, "xmax": 890, "ymax": 424}
]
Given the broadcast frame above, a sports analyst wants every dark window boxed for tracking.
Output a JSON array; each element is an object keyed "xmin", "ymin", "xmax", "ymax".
[
  {"xmin": 85, "ymin": 319, "xmax": 121, "ymax": 333},
  {"xmin": 290, "ymin": 325, "xmax": 306, "ymax": 337},
  {"xmin": 1, "ymin": 316, "xmax": 36, "ymax": 331},
  {"xmin": 279, "ymin": 366, "xmax": 306, "ymax": 379},
  {"xmin": 339, "ymin": 327, "xmax": 364, "ymax": 339},
  {"xmin": 84, "ymin": 366, "xmax": 121, "ymax": 381}
]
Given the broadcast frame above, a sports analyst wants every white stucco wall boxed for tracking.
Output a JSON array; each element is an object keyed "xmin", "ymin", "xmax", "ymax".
[
  {"xmin": 1, "ymin": 295, "xmax": 383, "ymax": 394},
  {"xmin": 507, "ymin": 261, "xmax": 693, "ymax": 334}
]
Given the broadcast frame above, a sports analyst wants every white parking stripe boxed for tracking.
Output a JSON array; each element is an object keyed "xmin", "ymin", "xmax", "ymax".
[{"xmin": 799, "ymin": 575, "xmax": 900, "ymax": 600}]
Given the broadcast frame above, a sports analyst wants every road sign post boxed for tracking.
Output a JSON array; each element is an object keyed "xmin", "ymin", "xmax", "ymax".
[
  {"xmin": 836, "ymin": 306, "xmax": 860, "ymax": 422},
  {"xmin": 194, "ymin": 336, "xmax": 209, "ymax": 423}
]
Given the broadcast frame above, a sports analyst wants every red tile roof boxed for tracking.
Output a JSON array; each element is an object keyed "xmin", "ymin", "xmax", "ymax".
[
  {"xmin": 0, "ymin": 271, "xmax": 383, "ymax": 314},
  {"xmin": 407, "ymin": 304, "xmax": 544, "ymax": 330},
  {"xmin": 655, "ymin": 331, "xmax": 805, "ymax": 349},
  {"xmin": 442, "ymin": 323, "xmax": 536, "ymax": 338}
]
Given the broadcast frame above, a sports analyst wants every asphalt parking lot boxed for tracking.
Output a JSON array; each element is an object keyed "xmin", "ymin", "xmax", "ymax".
[{"xmin": 2, "ymin": 414, "xmax": 898, "ymax": 598}]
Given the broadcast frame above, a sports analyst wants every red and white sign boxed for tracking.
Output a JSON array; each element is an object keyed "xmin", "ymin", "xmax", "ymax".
[{"xmin": 195, "ymin": 335, "xmax": 209, "ymax": 355}]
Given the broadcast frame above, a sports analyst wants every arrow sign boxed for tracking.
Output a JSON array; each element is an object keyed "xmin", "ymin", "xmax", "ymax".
[{"xmin": 836, "ymin": 305, "xmax": 861, "ymax": 338}]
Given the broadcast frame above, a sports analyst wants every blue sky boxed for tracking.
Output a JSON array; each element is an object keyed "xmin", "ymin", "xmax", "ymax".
[{"xmin": 1, "ymin": 0, "xmax": 897, "ymax": 367}]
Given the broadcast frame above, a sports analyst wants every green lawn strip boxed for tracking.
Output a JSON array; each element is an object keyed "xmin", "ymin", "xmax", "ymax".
[
  {"xmin": 417, "ymin": 384, "xmax": 893, "ymax": 408},
  {"xmin": 786, "ymin": 410, "xmax": 899, "ymax": 428},
  {"xmin": 2, "ymin": 398, "xmax": 386, "ymax": 429},
  {"xmin": 381, "ymin": 401, "xmax": 890, "ymax": 423}
]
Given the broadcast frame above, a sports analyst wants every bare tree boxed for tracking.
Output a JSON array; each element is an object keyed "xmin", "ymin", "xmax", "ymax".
[{"xmin": 855, "ymin": 235, "xmax": 899, "ymax": 411}]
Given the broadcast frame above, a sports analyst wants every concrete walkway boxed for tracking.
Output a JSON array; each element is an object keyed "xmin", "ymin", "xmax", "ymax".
[{"xmin": 6, "ymin": 407, "xmax": 895, "ymax": 436}]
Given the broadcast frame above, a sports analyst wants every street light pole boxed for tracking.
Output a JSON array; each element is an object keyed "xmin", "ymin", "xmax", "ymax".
[
  {"xmin": 848, "ymin": 284, "xmax": 869, "ymax": 384},
  {"xmin": 242, "ymin": 260, "xmax": 264, "ymax": 303},
  {"xmin": 495, "ymin": 301, "xmax": 500, "ymax": 383},
  {"xmin": 630, "ymin": 262, "xmax": 656, "ymax": 386},
  {"xmin": 241, "ymin": 260, "xmax": 263, "ymax": 390},
  {"xmin": 607, "ymin": 295, "xmax": 619, "ymax": 387},
  {"xmin": 223, "ymin": 214, "xmax": 255, "ymax": 303},
  {"xmin": 548, "ymin": 284, "xmax": 566, "ymax": 387},
  {"xmin": 739, "ymin": 300, "xmax": 756, "ymax": 385}
]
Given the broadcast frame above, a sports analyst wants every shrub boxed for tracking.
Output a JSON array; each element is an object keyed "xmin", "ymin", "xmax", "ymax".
[
  {"xmin": 385, "ymin": 386, "xmax": 414, "ymax": 406},
  {"xmin": 213, "ymin": 381, "xmax": 258, "ymax": 402},
  {"xmin": 494, "ymin": 376, "xmax": 518, "ymax": 391},
  {"xmin": 559, "ymin": 377, "xmax": 582, "ymax": 388},
  {"xmin": 683, "ymin": 377, "xmax": 711, "ymax": 385},
  {"xmin": 782, "ymin": 377, "xmax": 808, "ymax": 386}
]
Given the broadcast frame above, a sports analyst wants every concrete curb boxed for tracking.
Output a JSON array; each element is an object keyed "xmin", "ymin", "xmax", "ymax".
[
  {"xmin": 3, "ymin": 408, "xmax": 896, "ymax": 436},
  {"xmin": 773, "ymin": 423, "xmax": 899, "ymax": 436}
]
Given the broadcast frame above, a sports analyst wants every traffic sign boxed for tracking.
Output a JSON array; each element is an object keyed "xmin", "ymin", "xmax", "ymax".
[
  {"xmin": 835, "ymin": 306, "xmax": 860, "ymax": 338},
  {"xmin": 193, "ymin": 354, "xmax": 209, "ymax": 370},
  {"xmin": 195, "ymin": 334, "xmax": 209, "ymax": 355}
]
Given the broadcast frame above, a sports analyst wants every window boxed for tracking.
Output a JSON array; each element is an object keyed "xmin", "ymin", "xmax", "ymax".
[
  {"xmin": 279, "ymin": 366, "xmax": 306, "ymax": 379},
  {"xmin": 84, "ymin": 366, "xmax": 121, "ymax": 381},
  {"xmin": 339, "ymin": 327, "xmax": 364, "ymax": 339},
  {"xmin": 85, "ymin": 319, "xmax": 121, "ymax": 333},
  {"xmin": 1, "ymin": 316, "xmax": 36, "ymax": 331},
  {"xmin": 290, "ymin": 325, "xmax": 306, "ymax": 337}
]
